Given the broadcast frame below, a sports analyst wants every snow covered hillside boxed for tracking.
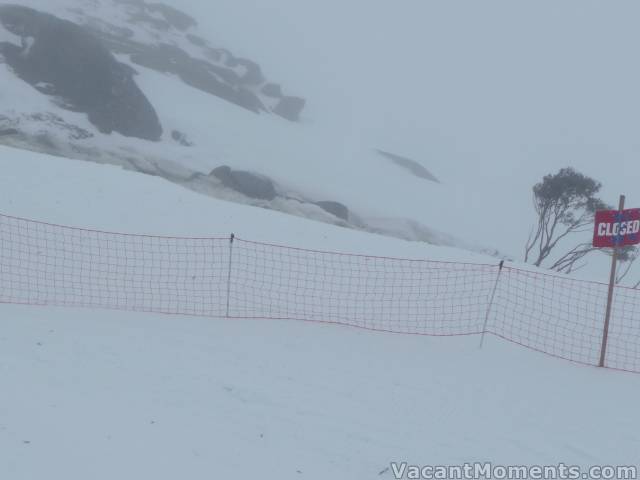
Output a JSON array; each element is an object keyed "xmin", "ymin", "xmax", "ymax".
[
  {"xmin": 2, "ymin": 0, "xmax": 640, "ymax": 283},
  {"xmin": 1, "ymin": 145, "xmax": 639, "ymax": 479},
  {"xmin": 0, "ymin": 145, "xmax": 486, "ymax": 261},
  {"xmin": 1, "ymin": 0, "xmax": 638, "ymax": 282},
  {"xmin": 0, "ymin": 0, "xmax": 478, "ymax": 256}
]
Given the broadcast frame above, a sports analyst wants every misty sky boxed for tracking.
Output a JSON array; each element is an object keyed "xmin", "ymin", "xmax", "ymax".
[
  {"xmin": 110, "ymin": 0, "xmax": 640, "ymax": 270},
  {"xmin": 174, "ymin": 1, "xmax": 639, "ymax": 207}
]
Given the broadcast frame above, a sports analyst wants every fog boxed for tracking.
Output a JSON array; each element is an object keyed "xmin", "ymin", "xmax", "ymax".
[
  {"xmin": 177, "ymin": 0, "xmax": 640, "ymax": 207},
  {"xmin": 7, "ymin": 0, "xmax": 640, "ymax": 274},
  {"xmin": 149, "ymin": 0, "xmax": 640, "ymax": 278}
]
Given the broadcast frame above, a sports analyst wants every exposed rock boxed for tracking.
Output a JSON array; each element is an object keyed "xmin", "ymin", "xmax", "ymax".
[
  {"xmin": 116, "ymin": 42, "xmax": 267, "ymax": 114},
  {"xmin": 129, "ymin": 11, "xmax": 171, "ymax": 31},
  {"xmin": 262, "ymin": 83, "xmax": 283, "ymax": 98},
  {"xmin": 147, "ymin": 3, "xmax": 196, "ymax": 31},
  {"xmin": 376, "ymin": 149, "xmax": 440, "ymax": 183},
  {"xmin": 235, "ymin": 59, "xmax": 265, "ymax": 86},
  {"xmin": 0, "ymin": 112, "xmax": 94, "ymax": 141},
  {"xmin": 0, "ymin": 5, "xmax": 163, "ymax": 141},
  {"xmin": 30, "ymin": 113, "xmax": 94, "ymax": 140},
  {"xmin": 0, "ymin": 128, "xmax": 19, "ymax": 137},
  {"xmin": 66, "ymin": 1, "xmax": 305, "ymax": 122},
  {"xmin": 171, "ymin": 130, "xmax": 193, "ymax": 147},
  {"xmin": 210, "ymin": 165, "xmax": 277, "ymax": 201},
  {"xmin": 32, "ymin": 132, "xmax": 58, "ymax": 151},
  {"xmin": 273, "ymin": 96, "xmax": 306, "ymax": 122},
  {"xmin": 186, "ymin": 34, "xmax": 206, "ymax": 47},
  {"xmin": 84, "ymin": 17, "xmax": 135, "ymax": 40},
  {"xmin": 112, "ymin": 0, "xmax": 196, "ymax": 31},
  {"xmin": 316, "ymin": 201, "xmax": 349, "ymax": 221}
]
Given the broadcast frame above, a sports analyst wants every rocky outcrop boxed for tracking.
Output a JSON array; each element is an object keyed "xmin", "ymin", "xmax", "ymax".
[
  {"xmin": 376, "ymin": 149, "xmax": 440, "ymax": 183},
  {"xmin": 118, "ymin": 42, "xmax": 268, "ymax": 114},
  {"xmin": 0, "ymin": 113, "xmax": 94, "ymax": 141},
  {"xmin": 0, "ymin": 5, "xmax": 163, "ymax": 141},
  {"xmin": 273, "ymin": 96, "xmax": 306, "ymax": 122},
  {"xmin": 316, "ymin": 201, "xmax": 349, "ymax": 221},
  {"xmin": 210, "ymin": 166, "xmax": 277, "ymax": 201},
  {"xmin": 262, "ymin": 83, "xmax": 283, "ymax": 98},
  {"xmin": 73, "ymin": 1, "xmax": 305, "ymax": 121},
  {"xmin": 0, "ymin": 128, "xmax": 19, "ymax": 137},
  {"xmin": 144, "ymin": 3, "xmax": 197, "ymax": 31},
  {"xmin": 0, "ymin": 1, "xmax": 306, "ymax": 124},
  {"xmin": 171, "ymin": 130, "xmax": 193, "ymax": 147}
]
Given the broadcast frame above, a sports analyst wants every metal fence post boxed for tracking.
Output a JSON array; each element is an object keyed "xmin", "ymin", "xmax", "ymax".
[
  {"xmin": 480, "ymin": 260, "xmax": 504, "ymax": 349},
  {"xmin": 225, "ymin": 233, "xmax": 235, "ymax": 318}
]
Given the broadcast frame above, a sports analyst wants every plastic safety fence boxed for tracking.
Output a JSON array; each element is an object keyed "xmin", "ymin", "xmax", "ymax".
[
  {"xmin": 229, "ymin": 238, "xmax": 497, "ymax": 335},
  {"xmin": 1, "ymin": 213, "xmax": 640, "ymax": 373},
  {"xmin": 0, "ymin": 214, "xmax": 230, "ymax": 317},
  {"xmin": 491, "ymin": 267, "xmax": 609, "ymax": 369}
]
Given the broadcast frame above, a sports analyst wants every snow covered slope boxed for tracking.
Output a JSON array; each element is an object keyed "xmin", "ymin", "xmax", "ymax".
[
  {"xmin": 1, "ymin": 145, "xmax": 639, "ymax": 479},
  {"xmin": 0, "ymin": 0, "xmax": 506, "ymax": 260},
  {"xmin": 2, "ymin": 0, "xmax": 640, "ymax": 283},
  {"xmin": 4, "ymin": 306, "xmax": 640, "ymax": 479},
  {"xmin": 0, "ymin": 144, "xmax": 486, "ymax": 262}
]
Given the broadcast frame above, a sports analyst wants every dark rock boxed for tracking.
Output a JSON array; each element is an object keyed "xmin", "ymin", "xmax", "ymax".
[
  {"xmin": 202, "ymin": 47, "xmax": 223, "ymax": 62},
  {"xmin": 234, "ymin": 87, "xmax": 265, "ymax": 113},
  {"xmin": 127, "ymin": 43, "xmax": 266, "ymax": 114},
  {"xmin": 112, "ymin": 0, "xmax": 196, "ymax": 31},
  {"xmin": 186, "ymin": 34, "xmax": 207, "ymax": 47},
  {"xmin": 33, "ymin": 132, "xmax": 57, "ymax": 150},
  {"xmin": 75, "ymin": 3, "xmax": 305, "ymax": 121},
  {"xmin": 235, "ymin": 59, "xmax": 264, "ymax": 85},
  {"xmin": 0, "ymin": 5, "xmax": 163, "ymax": 141},
  {"xmin": 27, "ymin": 113, "xmax": 94, "ymax": 140},
  {"xmin": 129, "ymin": 11, "xmax": 171, "ymax": 31},
  {"xmin": 376, "ymin": 149, "xmax": 440, "ymax": 183},
  {"xmin": 186, "ymin": 171, "xmax": 206, "ymax": 182},
  {"xmin": 210, "ymin": 166, "xmax": 277, "ymax": 201},
  {"xmin": 273, "ymin": 96, "xmax": 306, "ymax": 121},
  {"xmin": 261, "ymin": 83, "xmax": 283, "ymax": 98},
  {"xmin": 84, "ymin": 17, "xmax": 136, "ymax": 40},
  {"xmin": 4, "ymin": 2, "xmax": 304, "ymax": 123},
  {"xmin": 206, "ymin": 62, "xmax": 243, "ymax": 85},
  {"xmin": 171, "ymin": 130, "xmax": 193, "ymax": 147},
  {"xmin": 33, "ymin": 82, "xmax": 56, "ymax": 95},
  {"xmin": 0, "ymin": 113, "xmax": 93, "ymax": 141},
  {"xmin": 222, "ymin": 50, "xmax": 239, "ymax": 68},
  {"xmin": 216, "ymin": 52, "xmax": 264, "ymax": 85},
  {"xmin": 316, "ymin": 201, "xmax": 349, "ymax": 221},
  {"xmin": 147, "ymin": 3, "xmax": 197, "ymax": 31}
]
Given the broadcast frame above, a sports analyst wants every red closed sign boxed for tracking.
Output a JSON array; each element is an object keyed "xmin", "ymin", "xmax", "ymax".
[{"xmin": 593, "ymin": 208, "xmax": 640, "ymax": 248}]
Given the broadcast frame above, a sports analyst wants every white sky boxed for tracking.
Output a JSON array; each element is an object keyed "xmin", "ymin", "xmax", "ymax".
[
  {"xmin": 163, "ymin": 1, "xmax": 640, "ymax": 283},
  {"xmin": 9, "ymin": 0, "xmax": 638, "ymax": 276},
  {"xmin": 177, "ymin": 0, "xmax": 640, "ymax": 208}
]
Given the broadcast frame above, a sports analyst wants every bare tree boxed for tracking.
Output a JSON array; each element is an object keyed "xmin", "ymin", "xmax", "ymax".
[
  {"xmin": 524, "ymin": 168, "xmax": 608, "ymax": 271},
  {"xmin": 547, "ymin": 242, "xmax": 596, "ymax": 274},
  {"xmin": 615, "ymin": 246, "xmax": 640, "ymax": 285}
]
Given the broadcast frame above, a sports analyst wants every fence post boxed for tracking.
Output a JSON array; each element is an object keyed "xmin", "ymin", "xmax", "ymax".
[
  {"xmin": 479, "ymin": 260, "xmax": 504, "ymax": 349},
  {"xmin": 599, "ymin": 195, "xmax": 625, "ymax": 368},
  {"xmin": 225, "ymin": 233, "xmax": 235, "ymax": 318}
]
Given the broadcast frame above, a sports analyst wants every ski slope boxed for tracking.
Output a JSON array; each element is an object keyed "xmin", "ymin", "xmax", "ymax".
[
  {"xmin": 182, "ymin": 0, "xmax": 640, "ymax": 267},
  {"xmin": 3, "ymin": 0, "xmax": 640, "ymax": 283},
  {"xmin": 1, "ymin": 146, "xmax": 639, "ymax": 479}
]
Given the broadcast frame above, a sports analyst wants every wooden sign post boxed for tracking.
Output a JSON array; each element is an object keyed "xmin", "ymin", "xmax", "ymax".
[
  {"xmin": 593, "ymin": 196, "xmax": 640, "ymax": 367},
  {"xmin": 598, "ymin": 195, "xmax": 625, "ymax": 368}
]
